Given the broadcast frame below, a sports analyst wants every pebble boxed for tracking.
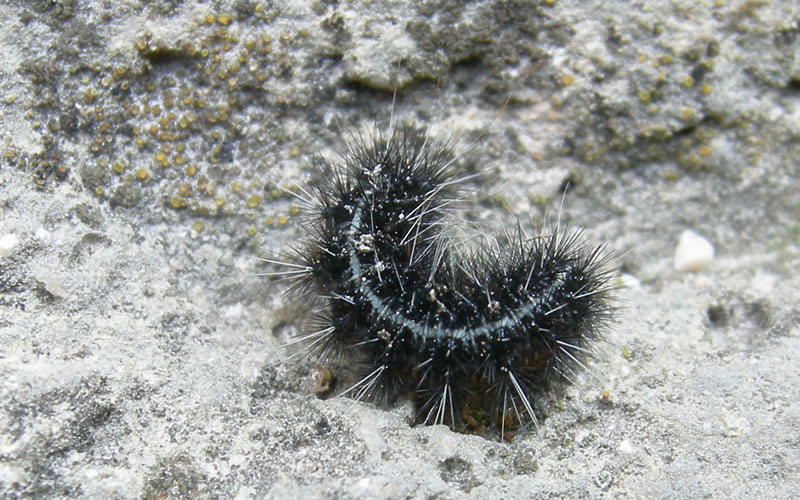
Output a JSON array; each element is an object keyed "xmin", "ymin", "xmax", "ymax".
[
  {"xmin": 0, "ymin": 233, "xmax": 20, "ymax": 257},
  {"xmin": 673, "ymin": 229, "xmax": 714, "ymax": 272}
]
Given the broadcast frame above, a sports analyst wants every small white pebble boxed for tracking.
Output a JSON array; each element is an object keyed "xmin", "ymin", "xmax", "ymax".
[
  {"xmin": 673, "ymin": 230, "xmax": 714, "ymax": 272},
  {"xmin": 618, "ymin": 439, "xmax": 634, "ymax": 454},
  {"xmin": 34, "ymin": 272, "xmax": 66, "ymax": 298},
  {"xmin": 222, "ymin": 302, "xmax": 245, "ymax": 319},
  {"xmin": 0, "ymin": 233, "xmax": 20, "ymax": 255},
  {"xmin": 34, "ymin": 227, "xmax": 52, "ymax": 242},
  {"xmin": 721, "ymin": 413, "xmax": 750, "ymax": 437}
]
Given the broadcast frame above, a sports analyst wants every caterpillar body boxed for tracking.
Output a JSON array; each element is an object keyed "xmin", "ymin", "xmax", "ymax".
[{"xmin": 277, "ymin": 125, "xmax": 615, "ymax": 436}]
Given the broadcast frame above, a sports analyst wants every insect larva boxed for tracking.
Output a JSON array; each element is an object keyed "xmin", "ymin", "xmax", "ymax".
[{"xmin": 271, "ymin": 124, "xmax": 616, "ymax": 436}]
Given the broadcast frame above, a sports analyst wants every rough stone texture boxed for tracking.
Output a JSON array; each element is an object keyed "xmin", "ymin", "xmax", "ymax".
[{"xmin": 1, "ymin": 0, "xmax": 798, "ymax": 499}]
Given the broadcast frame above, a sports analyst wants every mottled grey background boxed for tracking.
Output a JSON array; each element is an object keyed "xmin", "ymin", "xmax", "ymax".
[{"xmin": 1, "ymin": 0, "xmax": 798, "ymax": 498}]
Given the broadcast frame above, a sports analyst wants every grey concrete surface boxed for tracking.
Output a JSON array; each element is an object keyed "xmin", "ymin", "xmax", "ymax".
[{"xmin": 1, "ymin": 0, "xmax": 798, "ymax": 498}]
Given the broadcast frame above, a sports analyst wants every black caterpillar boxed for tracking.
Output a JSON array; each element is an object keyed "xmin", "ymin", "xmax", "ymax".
[{"xmin": 275, "ymin": 125, "xmax": 615, "ymax": 435}]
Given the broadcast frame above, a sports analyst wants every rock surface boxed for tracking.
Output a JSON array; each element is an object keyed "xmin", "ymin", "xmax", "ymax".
[{"xmin": 1, "ymin": 0, "xmax": 798, "ymax": 499}]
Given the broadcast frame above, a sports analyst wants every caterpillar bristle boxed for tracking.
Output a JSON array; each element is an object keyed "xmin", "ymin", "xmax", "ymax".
[{"xmin": 269, "ymin": 123, "xmax": 617, "ymax": 437}]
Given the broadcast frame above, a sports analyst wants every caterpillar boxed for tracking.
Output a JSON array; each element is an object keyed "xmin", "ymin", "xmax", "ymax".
[{"xmin": 270, "ymin": 124, "xmax": 616, "ymax": 436}]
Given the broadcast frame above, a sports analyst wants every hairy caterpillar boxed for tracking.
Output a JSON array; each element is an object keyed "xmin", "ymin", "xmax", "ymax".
[{"xmin": 270, "ymin": 124, "xmax": 615, "ymax": 436}]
